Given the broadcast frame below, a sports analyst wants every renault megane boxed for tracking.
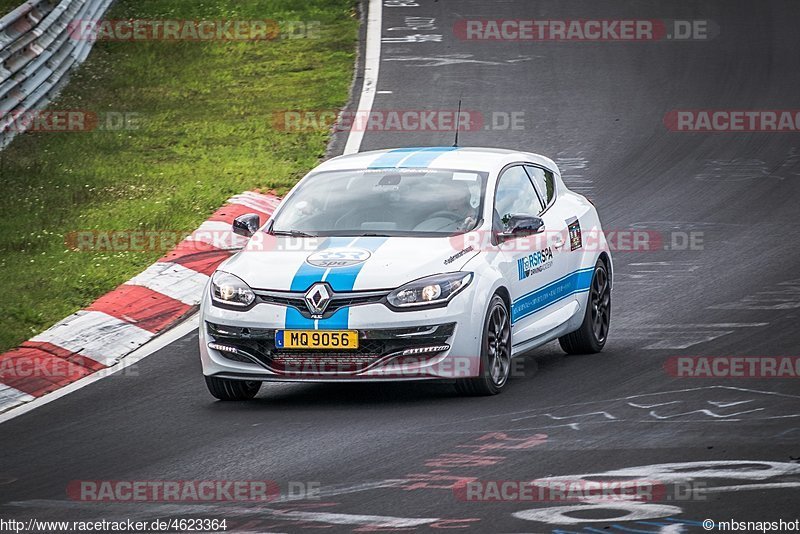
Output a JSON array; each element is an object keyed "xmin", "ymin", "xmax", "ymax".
[{"xmin": 199, "ymin": 147, "xmax": 612, "ymax": 399}]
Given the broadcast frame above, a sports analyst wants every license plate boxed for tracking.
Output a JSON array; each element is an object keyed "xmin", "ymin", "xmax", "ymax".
[{"xmin": 275, "ymin": 330, "xmax": 359, "ymax": 350}]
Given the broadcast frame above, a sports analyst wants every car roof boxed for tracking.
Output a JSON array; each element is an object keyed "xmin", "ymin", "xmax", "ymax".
[{"xmin": 317, "ymin": 147, "xmax": 560, "ymax": 175}]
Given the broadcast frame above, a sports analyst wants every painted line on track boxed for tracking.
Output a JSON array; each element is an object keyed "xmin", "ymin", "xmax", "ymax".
[{"xmin": 343, "ymin": 0, "xmax": 382, "ymax": 155}]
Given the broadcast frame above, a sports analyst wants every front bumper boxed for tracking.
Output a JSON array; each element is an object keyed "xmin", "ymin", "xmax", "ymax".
[{"xmin": 199, "ymin": 288, "xmax": 484, "ymax": 381}]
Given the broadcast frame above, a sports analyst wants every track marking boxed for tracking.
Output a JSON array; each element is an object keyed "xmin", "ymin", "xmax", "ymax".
[
  {"xmin": 0, "ymin": 192, "xmax": 279, "ymax": 417},
  {"xmin": 613, "ymin": 322, "xmax": 768, "ymax": 350},
  {"xmin": 30, "ymin": 311, "xmax": 154, "ymax": 366},
  {"xmin": 0, "ymin": 316, "xmax": 199, "ymax": 425},
  {"xmin": 228, "ymin": 191, "xmax": 282, "ymax": 213},
  {"xmin": 187, "ymin": 220, "xmax": 249, "ymax": 250},
  {"xmin": 557, "ymin": 155, "xmax": 593, "ymax": 195},
  {"xmin": 407, "ymin": 386, "xmax": 800, "ymax": 430},
  {"xmin": 709, "ymin": 277, "xmax": 800, "ymax": 310},
  {"xmin": 343, "ymin": 0, "xmax": 382, "ymax": 155},
  {"xmin": 0, "ymin": 384, "xmax": 34, "ymax": 414},
  {"xmin": 127, "ymin": 262, "xmax": 210, "ymax": 305},
  {"xmin": 648, "ymin": 408, "xmax": 765, "ymax": 420},
  {"xmin": 383, "ymin": 53, "xmax": 538, "ymax": 66}
]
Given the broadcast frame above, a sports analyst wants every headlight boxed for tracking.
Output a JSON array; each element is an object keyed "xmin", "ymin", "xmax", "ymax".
[
  {"xmin": 211, "ymin": 271, "xmax": 255, "ymax": 308},
  {"xmin": 387, "ymin": 272, "xmax": 473, "ymax": 309}
]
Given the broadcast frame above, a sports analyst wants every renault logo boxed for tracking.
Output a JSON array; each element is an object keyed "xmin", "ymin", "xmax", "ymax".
[{"xmin": 304, "ymin": 283, "xmax": 331, "ymax": 317}]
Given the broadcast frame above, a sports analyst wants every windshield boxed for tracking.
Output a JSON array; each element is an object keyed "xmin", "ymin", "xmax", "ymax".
[{"xmin": 270, "ymin": 168, "xmax": 488, "ymax": 237}]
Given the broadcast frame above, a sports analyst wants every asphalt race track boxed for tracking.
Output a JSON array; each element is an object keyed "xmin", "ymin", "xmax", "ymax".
[{"xmin": 2, "ymin": 1, "xmax": 800, "ymax": 532}]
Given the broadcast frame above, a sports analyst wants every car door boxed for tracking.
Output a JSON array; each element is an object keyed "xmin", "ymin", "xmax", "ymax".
[{"xmin": 489, "ymin": 165, "xmax": 572, "ymax": 348}]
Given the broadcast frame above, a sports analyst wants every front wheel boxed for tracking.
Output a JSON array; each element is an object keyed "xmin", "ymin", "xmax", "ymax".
[
  {"xmin": 559, "ymin": 259, "xmax": 611, "ymax": 354},
  {"xmin": 455, "ymin": 294, "xmax": 512, "ymax": 396},
  {"xmin": 204, "ymin": 376, "xmax": 261, "ymax": 401}
]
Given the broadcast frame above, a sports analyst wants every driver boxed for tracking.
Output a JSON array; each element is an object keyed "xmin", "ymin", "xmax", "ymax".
[{"xmin": 444, "ymin": 187, "xmax": 479, "ymax": 231}]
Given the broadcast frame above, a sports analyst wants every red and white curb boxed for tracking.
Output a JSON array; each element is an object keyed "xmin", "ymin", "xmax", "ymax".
[{"xmin": 0, "ymin": 191, "xmax": 280, "ymax": 414}]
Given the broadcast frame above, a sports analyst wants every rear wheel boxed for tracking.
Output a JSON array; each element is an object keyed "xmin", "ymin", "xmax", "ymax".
[
  {"xmin": 559, "ymin": 259, "xmax": 611, "ymax": 354},
  {"xmin": 204, "ymin": 376, "xmax": 261, "ymax": 401},
  {"xmin": 455, "ymin": 295, "xmax": 512, "ymax": 396}
]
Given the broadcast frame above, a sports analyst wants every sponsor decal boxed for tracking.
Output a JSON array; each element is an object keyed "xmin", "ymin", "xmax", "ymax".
[
  {"xmin": 517, "ymin": 247, "xmax": 553, "ymax": 280},
  {"xmin": 306, "ymin": 248, "xmax": 371, "ymax": 268},
  {"xmin": 567, "ymin": 218, "xmax": 582, "ymax": 251},
  {"xmin": 444, "ymin": 246, "xmax": 474, "ymax": 265},
  {"xmin": 512, "ymin": 268, "xmax": 593, "ymax": 323}
]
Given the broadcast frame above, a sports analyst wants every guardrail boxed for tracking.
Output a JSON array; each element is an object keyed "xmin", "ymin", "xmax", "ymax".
[{"xmin": 0, "ymin": 0, "xmax": 113, "ymax": 150}]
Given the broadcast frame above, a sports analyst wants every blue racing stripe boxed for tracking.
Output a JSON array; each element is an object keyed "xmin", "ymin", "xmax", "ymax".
[
  {"xmin": 511, "ymin": 267, "xmax": 594, "ymax": 324},
  {"xmin": 289, "ymin": 237, "xmax": 352, "ymax": 292},
  {"xmin": 324, "ymin": 237, "xmax": 387, "ymax": 292},
  {"xmin": 286, "ymin": 236, "xmax": 343, "ymax": 329},
  {"xmin": 285, "ymin": 237, "xmax": 388, "ymax": 329},
  {"xmin": 367, "ymin": 147, "xmax": 459, "ymax": 169},
  {"xmin": 367, "ymin": 147, "xmax": 423, "ymax": 168},
  {"xmin": 285, "ymin": 306, "xmax": 350, "ymax": 330},
  {"xmin": 396, "ymin": 146, "xmax": 458, "ymax": 168},
  {"xmin": 285, "ymin": 307, "xmax": 315, "ymax": 329}
]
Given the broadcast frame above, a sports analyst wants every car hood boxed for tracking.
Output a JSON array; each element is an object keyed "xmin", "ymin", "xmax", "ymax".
[{"xmin": 219, "ymin": 234, "xmax": 480, "ymax": 291}]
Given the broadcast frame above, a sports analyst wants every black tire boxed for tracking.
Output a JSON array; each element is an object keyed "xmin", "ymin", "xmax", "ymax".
[
  {"xmin": 204, "ymin": 375, "xmax": 261, "ymax": 401},
  {"xmin": 455, "ymin": 294, "xmax": 512, "ymax": 396},
  {"xmin": 559, "ymin": 259, "xmax": 611, "ymax": 354}
]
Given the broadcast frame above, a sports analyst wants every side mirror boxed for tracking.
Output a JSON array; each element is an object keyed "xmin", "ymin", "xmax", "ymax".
[
  {"xmin": 232, "ymin": 213, "xmax": 261, "ymax": 238},
  {"xmin": 498, "ymin": 215, "xmax": 545, "ymax": 242}
]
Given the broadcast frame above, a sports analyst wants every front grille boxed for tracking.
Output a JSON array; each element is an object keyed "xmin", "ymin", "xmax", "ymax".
[
  {"xmin": 253, "ymin": 287, "xmax": 390, "ymax": 319},
  {"xmin": 207, "ymin": 322, "xmax": 455, "ymax": 374}
]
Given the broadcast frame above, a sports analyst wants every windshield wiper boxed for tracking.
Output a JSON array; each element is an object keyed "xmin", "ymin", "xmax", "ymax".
[
  {"xmin": 332, "ymin": 232, "xmax": 394, "ymax": 237},
  {"xmin": 270, "ymin": 229, "xmax": 318, "ymax": 238}
]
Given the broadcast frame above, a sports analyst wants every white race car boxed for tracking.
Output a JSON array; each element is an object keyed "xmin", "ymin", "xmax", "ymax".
[{"xmin": 199, "ymin": 147, "xmax": 612, "ymax": 399}]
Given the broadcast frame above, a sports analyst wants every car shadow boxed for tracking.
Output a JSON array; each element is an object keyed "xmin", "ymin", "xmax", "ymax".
[{"xmin": 201, "ymin": 353, "xmax": 550, "ymax": 412}]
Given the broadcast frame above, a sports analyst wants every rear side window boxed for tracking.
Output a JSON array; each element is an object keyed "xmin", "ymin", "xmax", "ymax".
[
  {"xmin": 494, "ymin": 165, "xmax": 543, "ymax": 230},
  {"xmin": 525, "ymin": 165, "xmax": 556, "ymax": 209}
]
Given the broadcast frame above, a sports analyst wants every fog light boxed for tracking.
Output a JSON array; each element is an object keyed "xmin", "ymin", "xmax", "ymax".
[
  {"xmin": 400, "ymin": 344, "xmax": 450, "ymax": 356},
  {"xmin": 208, "ymin": 342, "xmax": 239, "ymax": 354}
]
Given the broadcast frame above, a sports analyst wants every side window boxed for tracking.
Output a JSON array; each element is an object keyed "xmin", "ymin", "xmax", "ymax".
[
  {"xmin": 494, "ymin": 166, "xmax": 543, "ymax": 230},
  {"xmin": 524, "ymin": 165, "xmax": 555, "ymax": 209}
]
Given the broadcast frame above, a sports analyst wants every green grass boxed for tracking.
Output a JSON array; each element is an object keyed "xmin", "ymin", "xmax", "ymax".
[
  {"xmin": 0, "ymin": 0, "xmax": 358, "ymax": 351},
  {"xmin": 0, "ymin": 0, "xmax": 23, "ymax": 15}
]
